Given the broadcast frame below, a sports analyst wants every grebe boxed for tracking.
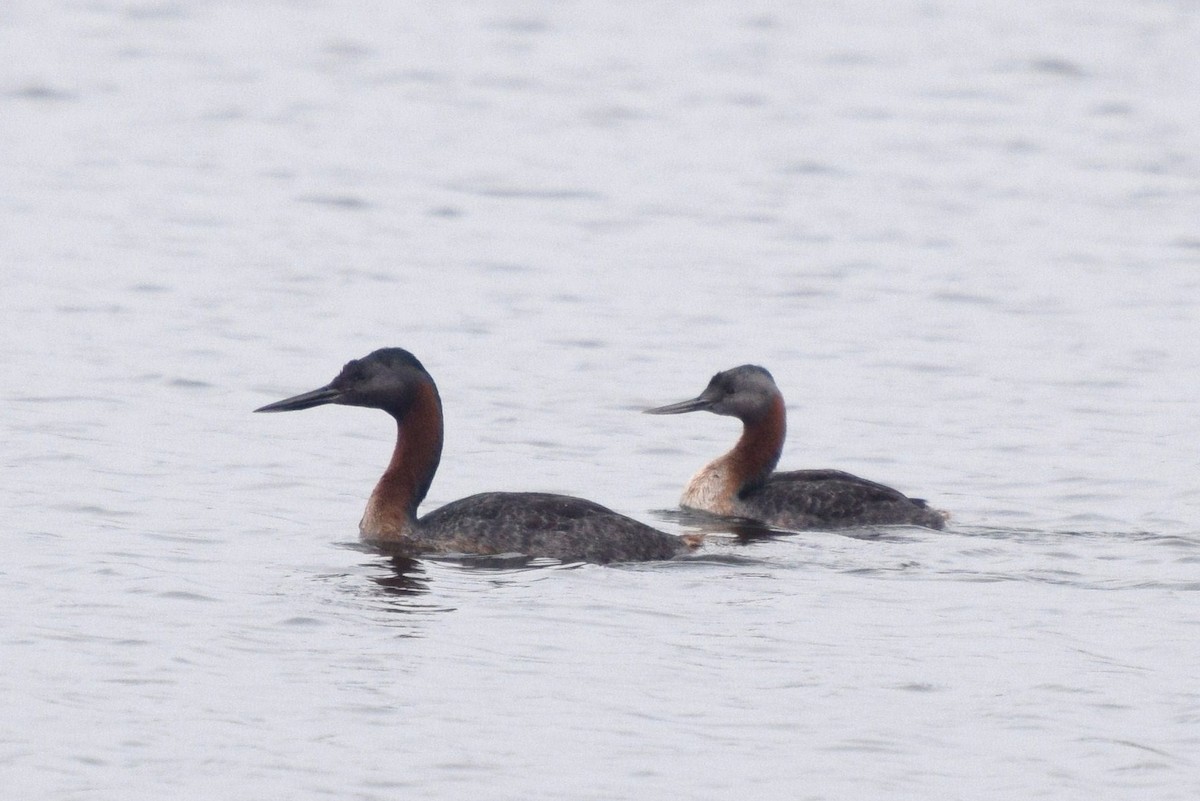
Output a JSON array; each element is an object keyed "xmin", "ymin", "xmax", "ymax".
[
  {"xmin": 645, "ymin": 365, "xmax": 947, "ymax": 530},
  {"xmin": 255, "ymin": 348, "xmax": 689, "ymax": 563}
]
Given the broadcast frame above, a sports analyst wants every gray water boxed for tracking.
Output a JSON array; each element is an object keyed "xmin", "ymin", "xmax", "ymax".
[{"xmin": 4, "ymin": 1, "xmax": 1200, "ymax": 798}]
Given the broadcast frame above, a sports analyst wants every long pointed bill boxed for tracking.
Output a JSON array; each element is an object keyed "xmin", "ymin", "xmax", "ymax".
[
  {"xmin": 254, "ymin": 384, "xmax": 343, "ymax": 413},
  {"xmin": 643, "ymin": 395, "xmax": 716, "ymax": 415}
]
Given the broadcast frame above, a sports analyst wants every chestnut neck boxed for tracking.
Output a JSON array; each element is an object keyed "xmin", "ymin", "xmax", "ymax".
[
  {"xmin": 724, "ymin": 394, "xmax": 786, "ymax": 495},
  {"xmin": 363, "ymin": 380, "xmax": 444, "ymax": 535}
]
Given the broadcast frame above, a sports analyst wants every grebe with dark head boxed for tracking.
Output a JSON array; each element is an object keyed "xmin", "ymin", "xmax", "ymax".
[
  {"xmin": 645, "ymin": 365, "xmax": 947, "ymax": 531},
  {"xmin": 256, "ymin": 348, "xmax": 690, "ymax": 563}
]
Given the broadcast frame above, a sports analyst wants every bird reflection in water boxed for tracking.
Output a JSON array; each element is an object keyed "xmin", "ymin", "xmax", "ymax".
[
  {"xmin": 369, "ymin": 549, "xmax": 430, "ymax": 597},
  {"xmin": 360, "ymin": 542, "xmax": 585, "ymax": 603}
]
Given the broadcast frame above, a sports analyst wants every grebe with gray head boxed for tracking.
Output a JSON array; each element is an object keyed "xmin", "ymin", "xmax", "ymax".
[
  {"xmin": 256, "ymin": 348, "xmax": 691, "ymax": 563},
  {"xmin": 645, "ymin": 365, "xmax": 947, "ymax": 530}
]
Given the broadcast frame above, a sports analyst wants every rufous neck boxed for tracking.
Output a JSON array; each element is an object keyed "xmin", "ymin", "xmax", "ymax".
[
  {"xmin": 726, "ymin": 394, "xmax": 786, "ymax": 492},
  {"xmin": 361, "ymin": 381, "xmax": 444, "ymax": 537}
]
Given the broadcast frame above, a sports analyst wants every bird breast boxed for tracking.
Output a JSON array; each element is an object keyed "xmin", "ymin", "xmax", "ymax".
[{"xmin": 680, "ymin": 459, "xmax": 738, "ymax": 515}]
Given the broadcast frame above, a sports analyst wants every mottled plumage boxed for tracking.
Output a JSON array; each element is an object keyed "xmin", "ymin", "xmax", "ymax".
[
  {"xmin": 257, "ymin": 348, "xmax": 689, "ymax": 564},
  {"xmin": 647, "ymin": 365, "xmax": 947, "ymax": 531},
  {"xmin": 417, "ymin": 492, "xmax": 683, "ymax": 563},
  {"xmin": 736, "ymin": 470, "xmax": 946, "ymax": 530}
]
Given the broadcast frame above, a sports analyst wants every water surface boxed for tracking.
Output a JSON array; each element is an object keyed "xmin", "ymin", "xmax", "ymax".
[{"xmin": 3, "ymin": 2, "xmax": 1199, "ymax": 798}]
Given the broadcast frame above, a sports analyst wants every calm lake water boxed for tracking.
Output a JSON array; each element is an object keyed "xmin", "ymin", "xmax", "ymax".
[{"xmin": 3, "ymin": 1, "xmax": 1199, "ymax": 798}]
